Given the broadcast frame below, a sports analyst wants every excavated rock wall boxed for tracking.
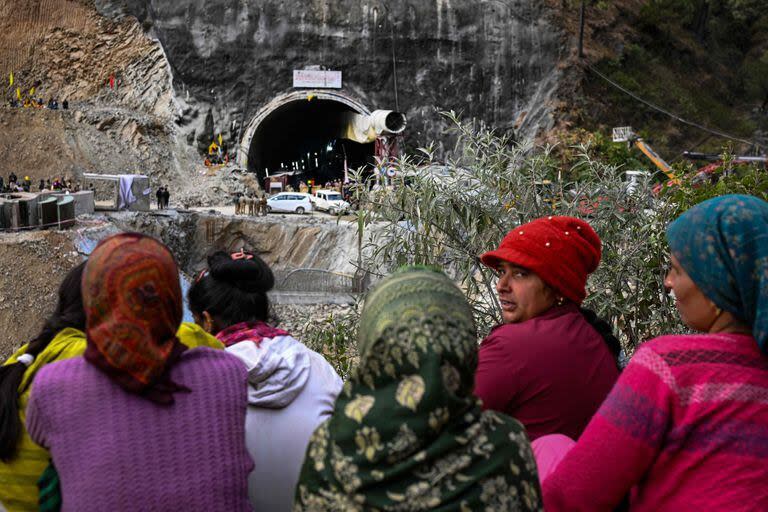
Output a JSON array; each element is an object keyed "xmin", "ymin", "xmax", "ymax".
[
  {"xmin": 0, "ymin": 212, "xmax": 364, "ymax": 359},
  {"xmin": 0, "ymin": 229, "xmax": 84, "ymax": 359},
  {"xmin": 0, "ymin": 0, "xmax": 192, "ymax": 184},
  {"xmin": 94, "ymin": 0, "xmax": 564, "ymax": 152},
  {"xmin": 106, "ymin": 210, "xmax": 361, "ymax": 276}
]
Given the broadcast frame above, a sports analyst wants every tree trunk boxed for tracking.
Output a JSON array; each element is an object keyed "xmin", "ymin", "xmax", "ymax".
[{"xmin": 691, "ymin": 0, "xmax": 710, "ymax": 42}]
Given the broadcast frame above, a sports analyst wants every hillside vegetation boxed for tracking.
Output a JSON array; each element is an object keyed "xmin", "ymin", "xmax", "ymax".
[{"xmin": 550, "ymin": 0, "xmax": 767, "ymax": 165}]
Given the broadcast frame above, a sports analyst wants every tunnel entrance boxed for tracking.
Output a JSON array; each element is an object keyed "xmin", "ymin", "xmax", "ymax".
[{"xmin": 241, "ymin": 92, "xmax": 375, "ymax": 187}]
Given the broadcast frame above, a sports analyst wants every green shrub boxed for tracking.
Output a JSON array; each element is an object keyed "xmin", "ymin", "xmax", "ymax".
[
  {"xmin": 663, "ymin": 154, "xmax": 768, "ymax": 215},
  {"xmin": 301, "ymin": 308, "xmax": 360, "ymax": 380},
  {"xmin": 350, "ymin": 113, "xmax": 684, "ymax": 353},
  {"xmin": 305, "ymin": 116, "xmax": 763, "ymax": 370}
]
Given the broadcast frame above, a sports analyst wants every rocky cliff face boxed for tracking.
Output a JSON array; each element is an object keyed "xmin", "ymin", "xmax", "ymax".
[
  {"xmin": 94, "ymin": 0, "xmax": 564, "ymax": 152},
  {"xmin": 0, "ymin": 0, "xmax": 191, "ymax": 183}
]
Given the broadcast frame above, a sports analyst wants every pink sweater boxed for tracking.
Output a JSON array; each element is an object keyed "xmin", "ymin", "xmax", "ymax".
[
  {"xmin": 543, "ymin": 333, "xmax": 768, "ymax": 511},
  {"xmin": 27, "ymin": 348, "xmax": 253, "ymax": 512}
]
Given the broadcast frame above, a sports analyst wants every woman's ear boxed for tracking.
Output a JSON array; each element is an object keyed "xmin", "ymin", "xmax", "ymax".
[{"xmin": 202, "ymin": 311, "xmax": 216, "ymax": 334}]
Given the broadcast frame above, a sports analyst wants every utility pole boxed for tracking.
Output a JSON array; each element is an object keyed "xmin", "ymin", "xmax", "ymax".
[{"xmin": 578, "ymin": 0, "xmax": 585, "ymax": 59}]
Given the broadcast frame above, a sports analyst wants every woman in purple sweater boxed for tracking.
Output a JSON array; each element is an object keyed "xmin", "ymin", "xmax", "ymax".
[{"xmin": 26, "ymin": 233, "xmax": 253, "ymax": 511}]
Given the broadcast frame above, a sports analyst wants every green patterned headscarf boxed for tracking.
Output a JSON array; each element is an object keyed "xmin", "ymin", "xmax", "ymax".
[{"xmin": 294, "ymin": 268, "xmax": 542, "ymax": 511}]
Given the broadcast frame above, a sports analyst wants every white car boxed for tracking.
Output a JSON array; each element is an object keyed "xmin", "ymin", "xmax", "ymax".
[
  {"xmin": 266, "ymin": 192, "xmax": 313, "ymax": 214},
  {"xmin": 311, "ymin": 189, "xmax": 350, "ymax": 214}
]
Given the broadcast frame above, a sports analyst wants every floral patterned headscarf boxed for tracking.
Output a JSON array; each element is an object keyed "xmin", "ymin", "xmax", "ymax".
[
  {"xmin": 83, "ymin": 232, "xmax": 188, "ymax": 405},
  {"xmin": 294, "ymin": 268, "xmax": 542, "ymax": 511},
  {"xmin": 667, "ymin": 194, "xmax": 768, "ymax": 353}
]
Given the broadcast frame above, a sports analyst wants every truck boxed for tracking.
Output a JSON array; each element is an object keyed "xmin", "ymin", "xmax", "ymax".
[{"xmin": 310, "ymin": 189, "xmax": 350, "ymax": 215}]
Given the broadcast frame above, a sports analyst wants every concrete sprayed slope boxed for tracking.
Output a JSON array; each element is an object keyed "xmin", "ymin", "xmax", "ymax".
[
  {"xmin": 0, "ymin": 0, "xmax": 90, "ymax": 77},
  {"xmin": 94, "ymin": 0, "xmax": 563, "ymax": 146}
]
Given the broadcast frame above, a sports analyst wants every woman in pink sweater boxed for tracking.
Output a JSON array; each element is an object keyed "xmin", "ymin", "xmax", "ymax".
[{"xmin": 542, "ymin": 194, "xmax": 768, "ymax": 511}]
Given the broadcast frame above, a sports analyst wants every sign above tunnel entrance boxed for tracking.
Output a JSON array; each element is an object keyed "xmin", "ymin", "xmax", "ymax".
[{"xmin": 292, "ymin": 70, "xmax": 342, "ymax": 89}]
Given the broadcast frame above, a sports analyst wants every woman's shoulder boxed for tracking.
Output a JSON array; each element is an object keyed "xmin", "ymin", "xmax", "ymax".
[
  {"xmin": 484, "ymin": 322, "xmax": 534, "ymax": 345},
  {"xmin": 480, "ymin": 408, "xmax": 527, "ymax": 434},
  {"xmin": 181, "ymin": 346, "xmax": 246, "ymax": 370},
  {"xmin": 177, "ymin": 322, "xmax": 225, "ymax": 350},
  {"xmin": 639, "ymin": 332, "xmax": 756, "ymax": 355},
  {"xmin": 482, "ymin": 312, "xmax": 575, "ymax": 348},
  {"xmin": 477, "ymin": 409, "xmax": 537, "ymax": 462},
  {"xmin": 31, "ymin": 356, "xmax": 90, "ymax": 397},
  {"xmin": 174, "ymin": 348, "xmax": 249, "ymax": 393},
  {"xmin": 306, "ymin": 348, "xmax": 343, "ymax": 393}
]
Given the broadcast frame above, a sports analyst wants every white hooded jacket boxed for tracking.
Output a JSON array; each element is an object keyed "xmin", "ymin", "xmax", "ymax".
[{"xmin": 226, "ymin": 334, "xmax": 342, "ymax": 511}]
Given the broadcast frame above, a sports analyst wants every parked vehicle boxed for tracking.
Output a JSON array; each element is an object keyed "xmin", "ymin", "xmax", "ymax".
[
  {"xmin": 310, "ymin": 189, "xmax": 350, "ymax": 214},
  {"xmin": 266, "ymin": 192, "xmax": 313, "ymax": 214}
]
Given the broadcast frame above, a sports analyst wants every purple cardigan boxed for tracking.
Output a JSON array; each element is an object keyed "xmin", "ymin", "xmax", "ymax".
[{"xmin": 27, "ymin": 347, "xmax": 253, "ymax": 512}]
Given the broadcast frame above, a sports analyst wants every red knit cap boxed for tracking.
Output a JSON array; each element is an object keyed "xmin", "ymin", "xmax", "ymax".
[{"xmin": 479, "ymin": 216, "xmax": 601, "ymax": 304}]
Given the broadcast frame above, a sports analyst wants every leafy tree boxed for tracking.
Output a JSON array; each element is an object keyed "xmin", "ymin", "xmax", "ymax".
[
  {"xmin": 742, "ymin": 51, "xmax": 768, "ymax": 111},
  {"xmin": 350, "ymin": 114, "xmax": 683, "ymax": 352}
]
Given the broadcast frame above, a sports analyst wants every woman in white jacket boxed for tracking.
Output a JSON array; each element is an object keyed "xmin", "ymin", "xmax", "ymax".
[{"xmin": 188, "ymin": 250, "xmax": 343, "ymax": 511}]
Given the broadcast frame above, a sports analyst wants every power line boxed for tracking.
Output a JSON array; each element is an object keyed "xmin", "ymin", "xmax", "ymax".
[{"xmin": 586, "ymin": 63, "xmax": 764, "ymax": 152}]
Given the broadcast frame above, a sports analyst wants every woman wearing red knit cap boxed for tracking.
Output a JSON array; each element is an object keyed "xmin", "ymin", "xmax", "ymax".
[{"xmin": 474, "ymin": 216, "xmax": 620, "ymax": 442}]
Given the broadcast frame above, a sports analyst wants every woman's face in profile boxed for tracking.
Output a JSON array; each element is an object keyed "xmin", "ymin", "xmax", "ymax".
[
  {"xmin": 495, "ymin": 261, "xmax": 557, "ymax": 324},
  {"xmin": 664, "ymin": 254, "xmax": 716, "ymax": 332}
]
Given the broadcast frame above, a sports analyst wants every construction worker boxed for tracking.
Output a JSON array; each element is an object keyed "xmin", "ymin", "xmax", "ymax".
[{"xmin": 259, "ymin": 190, "xmax": 268, "ymax": 216}]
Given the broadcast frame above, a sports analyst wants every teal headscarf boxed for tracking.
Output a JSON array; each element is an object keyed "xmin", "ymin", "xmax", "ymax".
[
  {"xmin": 294, "ymin": 267, "xmax": 542, "ymax": 511},
  {"xmin": 666, "ymin": 194, "xmax": 768, "ymax": 353}
]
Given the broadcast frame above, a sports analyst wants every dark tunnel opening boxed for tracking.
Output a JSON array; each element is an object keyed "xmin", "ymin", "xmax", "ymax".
[{"xmin": 247, "ymin": 100, "xmax": 374, "ymax": 186}]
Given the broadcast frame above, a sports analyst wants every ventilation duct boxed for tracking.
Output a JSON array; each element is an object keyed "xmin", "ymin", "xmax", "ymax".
[{"xmin": 341, "ymin": 110, "xmax": 406, "ymax": 143}]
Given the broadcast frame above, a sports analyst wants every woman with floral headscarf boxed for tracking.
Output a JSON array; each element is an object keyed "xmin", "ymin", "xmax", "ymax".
[
  {"xmin": 543, "ymin": 195, "xmax": 768, "ymax": 511},
  {"xmin": 25, "ymin": 233, "xmax": 253, "ymax": 511},
  {"xmin": 294, "ymin": 267, "xmax": 542, "ymax": 511}
]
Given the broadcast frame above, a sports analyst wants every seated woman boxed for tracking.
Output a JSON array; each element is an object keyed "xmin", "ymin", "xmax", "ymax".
[
  {"xmin": 475, "ymin": 216, "xmax": 620, "ymax": 441},
  {"xmin": 25, "ymin": 233, "xmax": 252, "ymax": 511},
  {"xmin": 543, "ymin": 195, "xmax": 768, "ymax": 511},
  {"xmin": 294, "ymin": 267, "xmax": 542, "ymax": 511},
  {"xmin": 188, "ymin": 250, "xmax": 343, "ymax": 512},
  {"xmin": 0, "ymin": 262, "xmax": 224, "ymax": 512}
]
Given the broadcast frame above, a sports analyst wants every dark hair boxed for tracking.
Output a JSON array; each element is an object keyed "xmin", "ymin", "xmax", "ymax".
[
  {"xmin": 187, "ymin": 251, "xmax": 274, "ymax": 332},
  {"xmin": 0, "ymin": 261, "xmax": 86, "ymax": 462},
  {"xmin": 579, "ymin": 307, "xmax": 623, "ymax": 370}
]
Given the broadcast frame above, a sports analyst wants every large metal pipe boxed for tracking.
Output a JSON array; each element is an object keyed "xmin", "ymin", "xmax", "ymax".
[{"xmin": 341, "ymin": 110, "xmax": 406, "ymax": 143}]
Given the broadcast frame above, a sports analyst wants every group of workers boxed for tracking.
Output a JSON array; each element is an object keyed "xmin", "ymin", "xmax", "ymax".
[
  {"xmin": 0, "ymin": 193, "xmax": 765, "ymax": 511},
  {"xmin": 7, "ymin": 97, "xmax": 68, "ymax": 110},
  {"xmin": 234, "ymin": 191, "xmax": 268, "ymax": 216},
  {"xmin": 0, "ymin": 174, "xmax": 76, "ymax": 194},
  {"xmin": 155, "ymin": 186, "xmax": 171, "ymax": 209},
  {"xmin": 205, "ymin": 140, "xmax": 230, "ymax": 166}
]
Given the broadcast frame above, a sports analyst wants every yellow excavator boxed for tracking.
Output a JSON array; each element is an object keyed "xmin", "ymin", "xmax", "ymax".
[{"xmin": 612, "ymin": 126, "xmax": 680, "ymax": 185}]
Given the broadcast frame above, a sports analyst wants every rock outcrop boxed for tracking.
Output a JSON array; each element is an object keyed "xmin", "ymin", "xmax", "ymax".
[{"xmin": 94, "ymin": 0, "xmax": 564, "ymax": 152}]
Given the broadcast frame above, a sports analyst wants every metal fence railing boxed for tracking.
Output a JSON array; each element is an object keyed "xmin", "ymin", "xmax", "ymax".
[{"xmin": 274, "ymin": 268, "xmax": 364, "ymax": 294}]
